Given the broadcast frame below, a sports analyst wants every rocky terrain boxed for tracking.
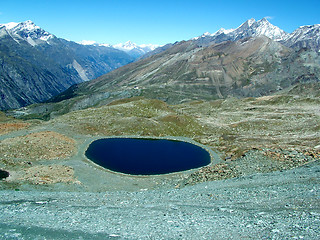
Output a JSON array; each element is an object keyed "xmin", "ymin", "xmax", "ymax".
[
  {"xmin": 0, "ymin": 160, "xmax": 319, "ymax": 239},
  {"xmin": 1, "ymin": 94, "xmax": 319, "ymax": 189},
  {"xmin": 0, "ymin": 93, "xmax": 319, "ymax": 239}
]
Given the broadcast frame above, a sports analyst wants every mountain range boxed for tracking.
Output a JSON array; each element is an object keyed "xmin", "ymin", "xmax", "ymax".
[
  {"xmin": 15, "ymin": 18, "xmax": 319, "ymax": 120},
  {"xmin": 2, "ymin": 18, "xmax": 320, "ymax": 115},
  {"xmin": 193, "ymin": 18, "xmax": 320, "ymax": 51},
  {"xmin": 0, "ymin": 21, "xmax": 155, "ymax": 110}
]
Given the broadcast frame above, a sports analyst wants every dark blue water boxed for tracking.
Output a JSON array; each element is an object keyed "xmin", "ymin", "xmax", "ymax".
[{"xmin": 85, "ymin": 138, "xmax": 211, "ymax": 175}]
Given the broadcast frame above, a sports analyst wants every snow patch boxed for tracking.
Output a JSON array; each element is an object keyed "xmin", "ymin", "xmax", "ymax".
[
  {"xmin": 40, "ymin": 34, "xmax": 53, "ymax": 42},
  {"xmin": 79, "ymin": 40, "xmax": 97, "ymax": 45},
  {"xmin": 213, "ymin": 28, "xmax": 235, "ymax": 36},
  {"xmin": 3, "ymin": 22, "xmax": 19, "ymax": 29},
  {"xmin": 78, "ymin": 40, "xmax": 111, "ymax": 47}
]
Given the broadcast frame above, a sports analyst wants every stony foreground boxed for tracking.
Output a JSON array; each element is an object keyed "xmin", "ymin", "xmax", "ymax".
[{"xmin": 1, "ymin": 160, "xmax": 319, "ymax": 240}]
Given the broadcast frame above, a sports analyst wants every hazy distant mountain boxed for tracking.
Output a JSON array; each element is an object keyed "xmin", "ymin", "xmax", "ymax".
[
  {"xmin": 80, "ymin": 40, "xmax": 160, "ymax": 58},
  {"xmin": 112, "ymin": 41, "xmax": 159, "ymax": 57},
  {"xmin": 0, "ymin": 20, "xmax": 134, "ymax": 110}
]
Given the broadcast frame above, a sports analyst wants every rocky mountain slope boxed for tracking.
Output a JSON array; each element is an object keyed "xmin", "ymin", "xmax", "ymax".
[
  {"xmin": 25, "ymin": 32, "xmax": 319, "ymax": 119},
  {"xmin": 0, "ymin": 21, "xmax": 135, "ymax": 110}
]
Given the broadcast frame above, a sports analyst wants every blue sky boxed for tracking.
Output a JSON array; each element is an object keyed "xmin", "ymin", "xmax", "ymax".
[{"xmin": 1, "ymin": 0, "xmax": 319, "ymax": 45}]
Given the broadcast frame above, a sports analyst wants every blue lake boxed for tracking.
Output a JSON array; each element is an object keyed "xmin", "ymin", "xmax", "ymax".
[{"xmin": 85, "ymin": 138, "xmax": 211, "ymax": 175}]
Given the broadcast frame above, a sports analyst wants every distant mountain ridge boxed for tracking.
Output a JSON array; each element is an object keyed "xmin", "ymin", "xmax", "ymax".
[
  {"xmin": 282, "ymin": 24, "xmax": 320, "ymax": 51},
  {"xmin": 79, "ymin": 40, "xmax": 160, "ymax": 58},
  {"xmin": 194, "ymin": 18, "xmax": 287, "ymax": 41},
  {"xmin": 193, "ymin": 18, "xmax": 320, "ymax": 52}
]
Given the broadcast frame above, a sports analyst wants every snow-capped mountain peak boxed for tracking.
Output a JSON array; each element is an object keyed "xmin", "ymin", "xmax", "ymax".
[
  {"xmin": 16, "ymin": 20, "xmax": 38, "ymax": 31},
  {"xmin": 231, "ymin": 18, "xmax": 288, "ymax": 41},
  {"xmin": 192, "ymin": 18, "xmax": 320, "ymax": 51},
  {"xmin": 112, "ymin": 41, "xmax": 160, "ymax": 57},
  {"xmin": 254, "ymin": 18, "xmax": 288, "ymax": 41},
  {"xmin": 113, "ymin": 41, "xmax": 139, "ymax": 51},
  {"xmin": 0, "ymin": 20, "xmax": 55, "ymax": 46},
  {"xmin": 78, "ymin": 39, "xmax": 160, "ymax": 58},
  {"xmin": 281, "ymin": 23, "xmax": 320, "ymax": 51},
  {"xmin": 193, "ymin": 18, "xmax": 289, "ymax": 43},
  {"xmin": 247, "ymin": 18, "xmax": 256, "ymax": 26},
  {"xmin": 192, "ymin": 32, "xmax": 213, "ymax": 40},
  {"xmin": 237, "ymin": 18, "xmax": 256, "ymax": 30}
]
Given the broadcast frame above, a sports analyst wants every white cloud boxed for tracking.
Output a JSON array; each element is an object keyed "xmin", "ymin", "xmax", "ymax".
[{"xmin": 265, "ymin": 16, "xmax": 275, "ymax": 20}]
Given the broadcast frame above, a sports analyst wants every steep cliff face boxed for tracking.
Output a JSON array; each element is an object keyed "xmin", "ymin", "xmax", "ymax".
[
  {"xmin": 0, "ymin": 34, "xmax": 80, "ymax": 109},
  {"xmin": 0, "ymin": 21, "xmax": 134, "ymax": 110}
]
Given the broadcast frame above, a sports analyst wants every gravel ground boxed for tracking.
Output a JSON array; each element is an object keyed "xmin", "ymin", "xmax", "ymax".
[{"xmin": 0, "ymin": 160, "xmax": 319, "ymax": 240}]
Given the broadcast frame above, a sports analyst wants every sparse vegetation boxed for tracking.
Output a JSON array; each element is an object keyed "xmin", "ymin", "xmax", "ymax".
[
  {"xmin": 0, "ymin": 131, "xmax": 76, "ymax": 161},
  {"xmin": 0, "ymin": 95, "xmax": 319, "ymax": 188},
  {"xmin": 56, "ymin": 98, "xmax": 204, "ymax": 137}
]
